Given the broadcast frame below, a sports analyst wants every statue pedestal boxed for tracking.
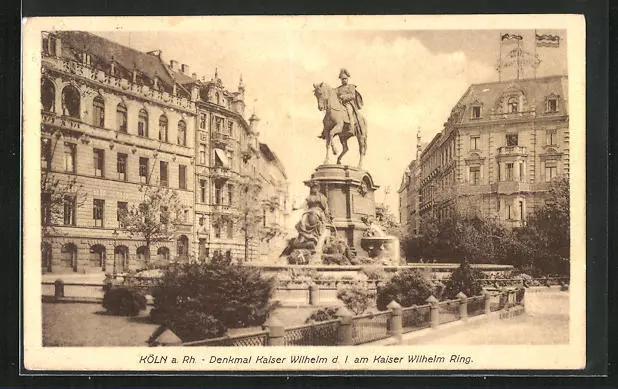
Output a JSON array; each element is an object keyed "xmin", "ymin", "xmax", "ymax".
[{"xmin": 305, "ymin": 164, "xmax": 379, "ymax": 258}]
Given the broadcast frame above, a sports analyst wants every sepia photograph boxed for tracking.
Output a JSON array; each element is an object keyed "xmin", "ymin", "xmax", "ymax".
[{"xmin": 22, "ymin": 15, "xmax": 586, "ymax": 371}]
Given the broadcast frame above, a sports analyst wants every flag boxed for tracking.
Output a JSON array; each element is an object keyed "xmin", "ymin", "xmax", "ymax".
[
  {"xmin": 536, "ymin": 33, "xmax": 560, "ymax": 48},
  {"xmin": 501, "ymin": 33, "xmax": 523, "ymax": 41}
]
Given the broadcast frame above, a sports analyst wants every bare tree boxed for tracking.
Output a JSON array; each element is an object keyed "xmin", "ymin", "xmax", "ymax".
[
  {"xmin": 120, "ymin": 186, "xmax": 188, "ymax": 261},
  {"xmin": 40, "ymin": 172, "xmax": 87, "ymax": 237}
]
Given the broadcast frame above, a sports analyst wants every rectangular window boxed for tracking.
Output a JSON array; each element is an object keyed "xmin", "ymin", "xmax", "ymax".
[
  {"xmin": 213, "ymin": 221, "xmax": 221, "ymax": 238},
  {"xmin": 216, "ymin": 117, "xmax": 223, "ymax": 133},
  {"xmin": 199, "ymin": 114, "xmax": 207, "ymax": 129},
  {"xmin": 198, "ymin": 214, "xmax": 205, "ymax": 226},
  {"xmin": 470, "ymin": 136, "xmax": 480, "ymax": 150},
  {"xmin": 160, "ymin": 161, "xmax": 168, "ymax": 187},
  {"xmin": 519, "ymin": 162, "xmax": 524, "ymax": 181},
  {"xmin": 227, "ymin": 184, "xmax": 234, "ymax": 205},
  {"xmin": 160, "ymin": 206, "xmax": 169, "ymax": 224},
  {"xmin": 41, "ymin": 138, "xmax": 51, "ymax": 170},
  {"xmin": 470, "ymin": 166, "xmax": 480, "ymax": 185},
  {"xmin": 215, "ymin": 181, "xmax": 223, "ymax": 205},
  {"xmin": 41, "ymin": 192, "xmax": 51, "ymax": 225},
  {"xmin": 93, "ymin": 102, "xmax": 105, "ymax": 128},
  {"xmin": 545, "ymin": 165, "xmax": 557, "ymax": 182},
  {"xmin": 227, "ymin": 220, "xmax": 233, "ymax": 238},
  {"xmin": 506, "ymin": 204, "xmax": 513, "ymax": 220},
  {"xmin": 139, "ymin": 157, "xmax": 149, "ymax": 184},
  {"xmin": 546, "ymin": 130, "xmax": 557, "ymax": 146},
  {"xmin": 63, "ymin": 196, "xmax": 76, "ymax": 225},
  {"xmin": 200, "ymin": 179, "xmax": 207, "ymax": 203},
  {"xmin": 519, "ymin": 200, "xmax": 524, "ymax": 221},
  {"xmin": 64, "ymin": 142, "xmax": 76, "ymax": 172},
  {"xmin": 93, "ymin": 148, "xmax": 104, "ymax": 177},
  {"xmin": 116, "ymin": 153, "xmax": 127, "ymax": 181},
  {"xmin": 505, "ymin": 163, "xmax": 514, "ymax": 181},
  {"xmin": 506, "ymin": 134, "xmax": 518, "ymax": 147},
  {"xmin": 199, "ymin": 144, "xmax": 207, "ymax": 165},
  {"xmin": 214, "ymin": 152, "xmax": 223, "ymax": 167},
  {"xmin": 117, "ymin": 201, "xmax": 128, "ymax": 228},
  {"xmin": 228, "ymin": 122, "xmax": 234, "ymax": 136},
  {"xmin": 179, "ymin": 165, "xmax": 186, "ymax": 189},
  {"xmin": 547, "ymin": 99, "xmax": 558, "ymax": 112},
  {"xmin": 471, "ymin": 106, "xmax": 481, "ymax": 119},
  {"xmin": 93, "ymin": 199, "xmax": 104, "ymax": 227}
]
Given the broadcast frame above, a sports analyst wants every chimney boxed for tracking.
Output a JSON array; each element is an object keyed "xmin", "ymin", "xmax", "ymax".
[
  {"xmin": 190, "ymin": 85, "xmax": 199, "ymax": 101},
  {"xmin": 170, "ymin": 60, "xmax": 179, "ymax": 71},
  {"xmin": 110, "ymin": 56, "xmax": 116, "ymax": 76},
  {"xmin": 181, "ymin": 64, "xmax": 190, "ymax": 74}
]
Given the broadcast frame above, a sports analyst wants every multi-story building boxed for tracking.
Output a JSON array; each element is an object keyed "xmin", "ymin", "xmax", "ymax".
[
  {"xmin": 39, "ymin": 31, "xmax": 289, "ymax": 273},
  {"xmin": 417, "ymin": 75, "xmax": 569, "ymax": 229},
  {"xmin": 398, "ymin": 159, "xmax": 421, "ymax": 236}
]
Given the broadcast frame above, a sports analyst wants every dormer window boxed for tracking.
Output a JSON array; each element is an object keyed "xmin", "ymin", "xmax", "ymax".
[
  {"xmin": 471, "ymin": 105, "xmax": 481, "ymax": 119},
  {"xmin": 547, "ymin": 98, "xmax": 558, "ymax": 112},
  {"xmin": 507, "ymin": 96, "xmax": 519, "ymax": 113}
]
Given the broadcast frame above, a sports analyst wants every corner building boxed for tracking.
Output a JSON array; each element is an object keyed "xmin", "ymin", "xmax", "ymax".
[
  {"xmin": 418, "ymin": 75, "xmax": 569, "ymax": 229},
  {"xmin": 40, "ymin": 31, "xmax": 289, "ymax": 273}
]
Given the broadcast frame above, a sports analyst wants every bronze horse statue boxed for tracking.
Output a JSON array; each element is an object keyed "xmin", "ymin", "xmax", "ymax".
[{"xmin": 313, "ymin": 82, "xmax": 367, "ymax": 168}]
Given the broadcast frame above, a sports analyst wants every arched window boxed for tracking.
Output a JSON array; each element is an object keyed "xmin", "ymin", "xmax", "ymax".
[
  {"xmin": 177, "ymin": 120, "xmax": 186, "ymax": 146},
  {"xmin": 114, "ymin": 245, "xmax": 129, "ymax": 273},
  {"xmin": 41, "ymin": 242, "xmax": 52, "ymax": 273},
  {"xmin": 41, "ymin": 79, "xmax": 55, "ymax": 112},
  {"xmin": 93, "ymin": 96, "xmax": 105, "ymax": 127},
  {"xmin": 61, "ymin": 85, "xmax": 80, "ymax": 118},
  {"xmin": 177, "ymin": 235, "xmax": 189, "ymax": 257},
  {"xmin": 156, "ymin": 247, "xmax": 170, "ymax": 262},
  {"xmin": 89, "ymin": 244, "xmax": 106, "ymax": 271},
  {"xmin": 136, "ymin": 246, "xmax": 150, "ymax": 264},
  {"xmin": 159, "ymin": 115, "xmax": 168, "ymax": 142},
  {"xmin": 507, "ymin": 96, "xmax": 519, "ymax": 113},
  {"xmin": 61, "ymin": 243, "xmax": 78, "ymax": 272},
  {"xmin": 138, "ymin": 109, "xmax": 148, "ymax": 137},
  {"xmin": 116, "ymin": 103, "xmax": 127, "ymax": 132}
]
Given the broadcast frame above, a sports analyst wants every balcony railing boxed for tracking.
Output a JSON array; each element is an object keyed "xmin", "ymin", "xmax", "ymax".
[
  {"xmin": 498, "ymin": 146, "xmax": 527, "ymax": 156},
  {"xmin": 211, "ymin": 131, "xmax": 233, "ymax": 146}
]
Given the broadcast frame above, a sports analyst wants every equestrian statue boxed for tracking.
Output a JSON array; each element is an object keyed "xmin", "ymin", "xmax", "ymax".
[{"xmin": 313, "ymin": 68, "xmax": 367, "ymax": 168}]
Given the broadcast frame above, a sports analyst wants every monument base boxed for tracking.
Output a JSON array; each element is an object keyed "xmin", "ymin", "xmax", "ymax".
[{"xmin": 305, "ymin": 164, "xmax": 379, "ymax": 258}]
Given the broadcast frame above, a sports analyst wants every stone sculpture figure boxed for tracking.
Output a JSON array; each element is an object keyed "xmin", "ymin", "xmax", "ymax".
[
  {"xmin": 293, "ymin": 184, "xmax": 330, "ymax": 250},
  {"xmin": 313, "ymin": 68, "xmax": 367, "ymax": 168}
]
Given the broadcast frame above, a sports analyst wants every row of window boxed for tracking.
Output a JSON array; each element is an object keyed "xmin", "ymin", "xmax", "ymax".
[
  {"xmin": 42, "ymin": 139, "xmax": 188, "ymax": 188},
  {"xmin": 469, "ymin": 131, "xmax": 557, "ymax": 151},
  {"xmin": 197, "ymin": 215, "xmax": 235, "ymax": 239},
  {"xmin": 41, "ymin": 81, "xmax": 188, "ymax": 146},
  {"xmin": 44, "ymin": 196, "xmax": 189, "ymax": 228},
  {"xmin": 469, "ymin": 97, "xmax": 558, "ymax": 119}
]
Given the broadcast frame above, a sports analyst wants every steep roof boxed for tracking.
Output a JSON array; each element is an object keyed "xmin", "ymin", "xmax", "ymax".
[
  {"xmin": 452, "ymin": 75, "xmax": 568, "ymax": 124},
  {"xmin": 259, "ymin": 143, "xmax": 287, "ymax": 180},
  {"xmin": 56, "ymin": 31, "xmax": 177, "ymax": 95}
]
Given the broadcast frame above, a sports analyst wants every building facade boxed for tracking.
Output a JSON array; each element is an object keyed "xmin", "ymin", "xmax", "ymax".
[
  {"xmin": 40, "ymin": 31, "xmax": 289, "ymax": 273},
  {"xmin": 397, "ymin": 159, "xmax": 421, "ymax": 236},
  {"xmin": 417, "ymin": 75, "xmax": 569, "ymax": 229}
]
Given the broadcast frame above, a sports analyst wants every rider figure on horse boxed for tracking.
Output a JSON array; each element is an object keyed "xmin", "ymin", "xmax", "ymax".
[{"xmin": 319, "ymin": 68, "xmax": 364, "ymax": 139}]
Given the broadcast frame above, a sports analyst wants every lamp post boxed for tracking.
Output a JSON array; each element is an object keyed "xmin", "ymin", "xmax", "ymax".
[{"xmin": 112, "ymin": 229, "xmax": 119, "ymax": 277}]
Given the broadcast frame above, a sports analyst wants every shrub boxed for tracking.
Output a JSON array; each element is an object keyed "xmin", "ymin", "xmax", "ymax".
[
  {"xmin": 102, "ymin": 287, "xmax": 147, "ymax": 316},
  {"xmin": 150, "ymin": 262, "xmax": 275, "ymax": 342},
  {"xmin": 305, "ymin": 307, "xmax": 339, "ymax": 323},
  {"xmin": 443, "ymin": 262, "xmax": 484, "ymax": 299},
  {"xmin": 337, "ymin": 282, "xmax": 375, "ymax": 315},
  {"xmin": 361, "ymin": 265, "xmax": 388, "ymax": 281},
  {"xmin": 376, "ymin": 269, "xmax": 434, "ymax": 311}
]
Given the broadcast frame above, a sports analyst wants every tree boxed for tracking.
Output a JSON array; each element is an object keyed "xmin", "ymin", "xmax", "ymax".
[
  {"xmin": 40, "ymin": 172, "xmax": 87, "ymax": 237},
  {"xmin": 120, "ymin": 186, "xmax": 188, "ymax": 260},
  {"xmin": 376, "ymin": 269, "xmax": 434, "ymax": 310},
  {"xmin": 337, "ymin": 282, "xmax": 375, "ymax": 315},
  {"xmin": 150, "ymin": 261, "xmax": 275, "ymax": 341},
  {"xmin": 375, "ymin": 203, "xmax": 402, "ymax": 237},
  {"xmin": 443, "ymin": 261, "xmax": 484, "ymax": 299}
]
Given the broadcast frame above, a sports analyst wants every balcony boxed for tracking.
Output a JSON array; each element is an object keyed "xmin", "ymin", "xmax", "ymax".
[
  {"xmin": 211, "ymin": 131, "xmax": 233, "ymax": 147},
  {"xmin": 497, "ymin": 146, "xmax": 527, "ymax": 157},
  {"xmin": 210, "ymin": 166, "xmax": 234, "ymax": 180},
  {"xmin": 491, "ymin": 180, "xmax": 531, "ymax": 194},
  {"xmin": 212, "ymin": 203, "xmax": 235, "ymax": 215}
]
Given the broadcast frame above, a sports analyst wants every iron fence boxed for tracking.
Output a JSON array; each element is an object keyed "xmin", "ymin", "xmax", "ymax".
[
  {"xmin": 438, "ymin": 299, "xmax": 460, "ymax": 324},
  {"xmin": 283, "ymin": 319, "xmax": 340, "ymax": 346},
  {"xmin": 351, "ymin": 311, "xmax": 391, "ymax": 345},
  {"xmin": 401, "ymin": 304, "xmax": 431, "ymax": 333},
  {"xmin": 467, "ymin": 295, "xmax": 486, "ymax": 317},
  {"xmin": 183, "ymin": 330, "xmax": 269, "ymax": 347}
]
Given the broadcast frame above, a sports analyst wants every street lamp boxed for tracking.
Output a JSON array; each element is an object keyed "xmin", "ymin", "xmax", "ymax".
[{"xmin": 112, "ymin": 229, "xmax": 119, "ymax": 277}]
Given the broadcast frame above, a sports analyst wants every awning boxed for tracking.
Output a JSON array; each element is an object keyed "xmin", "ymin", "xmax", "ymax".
[{"xmin": 214, "ymin": 148, "xmax": 229, "ymax": 168}]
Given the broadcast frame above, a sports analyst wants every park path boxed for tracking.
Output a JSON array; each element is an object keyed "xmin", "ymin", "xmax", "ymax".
[{"xmin": 407, "ymin": 289, "xmax": 569, "ymax": 345}]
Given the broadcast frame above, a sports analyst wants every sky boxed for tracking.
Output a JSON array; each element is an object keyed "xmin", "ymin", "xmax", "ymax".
[{"xmin": 95, "ymin": 28, "xmax": 567, "ymax": 214}]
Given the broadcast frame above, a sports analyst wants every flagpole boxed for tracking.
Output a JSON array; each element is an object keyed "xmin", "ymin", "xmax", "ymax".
[
  {"xmin": 533, "ymin": 29, "xmax": 537, "ymax": 79},
  {"xmin": 498, "ymin": 32, "xmax": 503, "ymax": 82}
]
